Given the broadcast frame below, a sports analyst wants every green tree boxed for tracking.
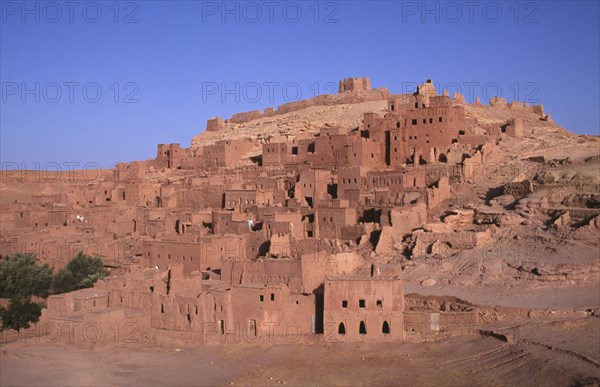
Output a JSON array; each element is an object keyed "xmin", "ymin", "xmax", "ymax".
[
  {"xmin": 51, "ymin": 268, "xmax": 76, "ymax": 294},
  {"xmin": 0, "ymin": 253, "xmax": 53, "ymax": 298},
  {"xmin": 0, "ymin": 297, "xmax": 42, "ymax": 332},
  {"xmin": 52, "ymin": 252, "xmax": 107, "ymax": 294}
]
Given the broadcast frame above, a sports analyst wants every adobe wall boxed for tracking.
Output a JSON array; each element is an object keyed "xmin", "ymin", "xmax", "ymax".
[
  {"xmin": 229, "ymin": 110, "xmax": 262, "ymax": 124},
  {"xmin": 426, "ymin": 177, "xmax": 451, "ymax": 208},
  {"xmin": 142, "ymin": 240, "xmax": 202, "ymax": 274},
  {"xmin": 202, "ymin": 234, "xmax": 249, "ymax": 269},
  {"xmin": 226, "ymin": 285, "xmax": 315, "ymax": 340},
  {"xmin": 0, "ymin": 228, "xmax": 131, "ymax": 268},
  {"xmin": 265, "ymin": 211, "xmax": 303, "ymax": 240},
  {"xmin": 323, "ymin": 278, "xmax": 404, "ymax": 342},
  {"xmin": 176, "ymin": 185, "xmax": 225, "ymax": 209},
  {"xmin": 314, "ymin": 206, "xmax": 356, "ymax": 239},
  {"xmin": 155, "ymin": 144, "xmax": 190, "ymax": 169},
  {"xmin": 40, "ymin": 309, "xmax": 150, "ymax": 350},
  {"xmin": 505, "ymin": 117, "xmax": 524, "ymax": 137},
  {"xmin": 224, "ymin": 189, "xmax": 273, "ymax": 209},
  {"xmin": 337, "ymin": 166, "xmax": 365, "ymax": 201},
  {"xmin": 202, "ymin": 139, "xmax": 254, "ymax": 168},
  {"xmin": 299, "ymin": 251, "xmax": 363, "ymax": 294},
  {"xmin": 7, "ymin": 76, "xmax": 556, "ymax": 346},
  {"xmin": 221, "ymin": 259, "xmax": 302, "ymax": 289},
  {"xmin": 41, "ymin": 288, "xmax": 151, "ymax": 349},
  {"xmin": 297, "ymin": 169, "xmax": 334, "ymax": 206},
  {"xmin": 532, "ymin": 104, "xmax": 545, "ymax": 117},
  {"xmin": 44, "ymin": 289, "xmax": 109, "ymax": 318},
  {"xmin": 211, "ymin": 211, "xmax": 252, "ymax": 235},
  {"xmin": 262, "ymin": 142, "xmax": 290, "ymax": 166},
  {"xmin": 391, "ymin": 203, "xmax": 427, "ymax": 234},
  {"xmin": 114, "ymin": 161, "xmax": 147, "ymax": 182},
  {"xmin": 412, "ymin": 229, "xmax": 491, "ymax": 257},
  {"xmin": 243, "ymin": 176, "xmax": 283, "ymax": 192},
  {"xmin": 206, "ymin": 117, "xmax": 228, "ymax": 132},
  {"xmin": 209, "ymin": 79, "xmax": 388, "ymax": 127},
  {"xmin": 338, "ymin": 77, "xmax": 371, "ymax": 93},
  {"xmin": 107, "ymin": 280, "xmax": 316, "ymax": 343},
  {"xmin": 142, "ymin": 235, "xmax": 249, "ymax": 274},
  {"xmin": 403, "ymin": 311, "xmax": 478, "ymax": 342}
]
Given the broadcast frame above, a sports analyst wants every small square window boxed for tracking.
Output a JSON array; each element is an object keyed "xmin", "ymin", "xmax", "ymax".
[
  {"xmin": 359, "ymin": 299, "xmax": 366, "ymax": 308},
  {"xmin": 376, "ymin": 300, "xmax": 382, "ymax": 308},
  {"xmin": 259, "ymin": 295, "xmax": 264, "ymax": 302},
  {"xmin": 342, "ymin": 300, "xmax": 348, "ymax": 308}
]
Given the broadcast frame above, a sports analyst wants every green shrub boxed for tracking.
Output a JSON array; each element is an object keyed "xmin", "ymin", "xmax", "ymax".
[
  {"xmin": 0, "ymin": 297, "xmax": 42, "ymax": 332},
  {"xmin": 52, "ymin": 252, "xmax": 107, "ymax": 294},
  {"xmin": 0, "ymin": 253, "xmax": 53, "ymax": 298}
]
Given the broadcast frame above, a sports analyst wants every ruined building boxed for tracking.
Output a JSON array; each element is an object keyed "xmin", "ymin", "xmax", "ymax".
[{"xmin": 2, "ymin": 77, "xmax": 545, "ymax": 346}]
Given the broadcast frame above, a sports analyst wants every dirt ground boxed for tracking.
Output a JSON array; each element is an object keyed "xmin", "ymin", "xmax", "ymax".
[
  {"xmin": 404, "ymin": 282, "xmax": 600, "ymax": 310},
  {"xmin": 1, "ymin": 315, "xmax": 599, "ymax": 387}
]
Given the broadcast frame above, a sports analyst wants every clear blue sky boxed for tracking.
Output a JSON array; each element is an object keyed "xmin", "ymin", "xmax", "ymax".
[{"xmin": 1, "ymin": 0, "xmax": 599, "ymax": 168}]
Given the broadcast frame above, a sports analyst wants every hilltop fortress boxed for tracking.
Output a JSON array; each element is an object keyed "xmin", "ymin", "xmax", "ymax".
[{"xmin": 4, "ymin": 76, "xmax": 592, "ymax": 348}]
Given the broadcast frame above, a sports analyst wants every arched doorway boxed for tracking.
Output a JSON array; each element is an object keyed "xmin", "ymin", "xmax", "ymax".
[
  {"xmin": 338, "ymin": 322, "xmax": 346, "ymax": 335},
  {"xmin": 359, "ymin": 321, "xmax": 367, "ymax": 335},
  {"xmin": 382, "ymin": 321, "xmax": 390, "ymax": 334}
]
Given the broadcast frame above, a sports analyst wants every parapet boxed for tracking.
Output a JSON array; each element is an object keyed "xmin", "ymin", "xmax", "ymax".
[
  {"xmin": 207, "ymin": 86, "xmax": 387, "ymax": 128},
  {"xmin": 471, "ymin": 97, "xmax": 483, "ymax": 107},
  {"xmin": 429, "ymin": 95, "xmax": 452, "ymax": 107},
  {"xmin": 532, "ymin": 104, "xmax": 545, "ymax": 117},
  {"xmin": 339, "ymin": 77, "xmax": 371, "ymax": 93},
  {"xmin": 206, "ymin": 117, "xmax": 226, "ymax": 132},
  {"xmin": 489, "ymin": 96, "xmax": 508, "ymax": 108},
  {"xmin": 452, "ymin": 92, "xmax": 466, "ymax": 105},
  {"xmin": 505, "ymin": 117, "xmax": 524, "ymax": 137},
  {"xmin": 417, "ymin": 79, "xmax": 437, "ymax": 98},
  {"xmin": 509, "ymin": 101, "xmax": 524, "ymax": 110},
  {"xmin": 230, "ymin": 110, "xmax": 262, "ymax": 124}
]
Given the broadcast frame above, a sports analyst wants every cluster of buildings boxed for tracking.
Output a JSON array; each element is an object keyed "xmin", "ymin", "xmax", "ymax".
[{"xmin": 2, "ymin": 77, "xmax": 546, "ymax": 346}]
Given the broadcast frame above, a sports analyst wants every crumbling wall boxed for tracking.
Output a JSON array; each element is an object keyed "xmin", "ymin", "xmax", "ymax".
[
  {"xmin": 300, "ymin": 251, "xmax": 363, "ymax": 293},
  {"xmin": 323, "ymin": 278, "xmax": 404, "ymax": 342}
]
